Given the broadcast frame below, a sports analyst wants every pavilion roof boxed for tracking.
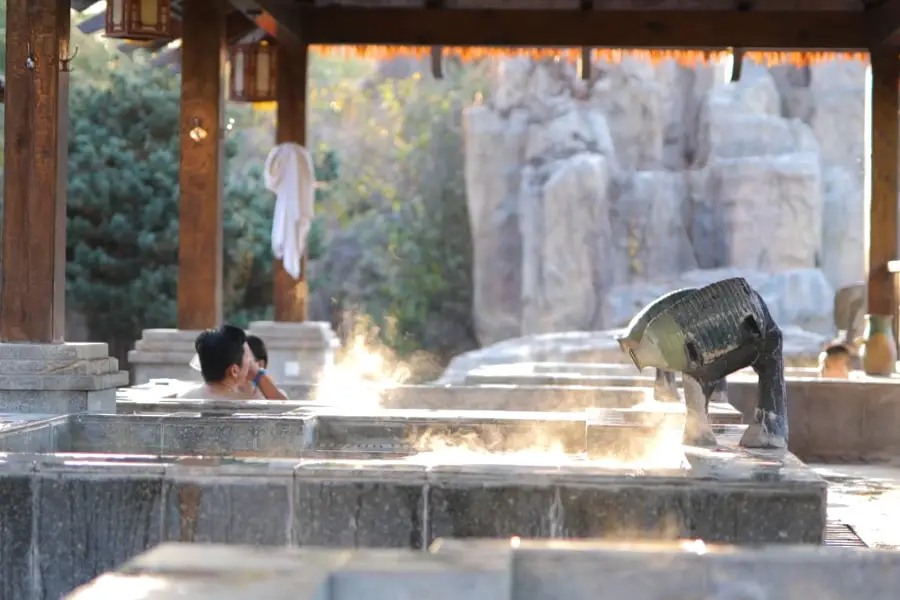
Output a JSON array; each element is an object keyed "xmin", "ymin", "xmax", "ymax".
[{"xmin": 72, "ymin": 0, "xmax": 894, "ymax": 67}]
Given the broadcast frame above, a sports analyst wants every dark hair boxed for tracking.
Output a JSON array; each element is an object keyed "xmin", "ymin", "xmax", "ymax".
[
  {"xmin": 823, "ymin": 343, "xmax": 852, "ymax": 358},
  {"xmin": 246, "ymin": 335, "xmax": 268, "ymax": 367},
  {"xmin": 194, "ymin": 325, "xmax": 247, "ymax": 383}
]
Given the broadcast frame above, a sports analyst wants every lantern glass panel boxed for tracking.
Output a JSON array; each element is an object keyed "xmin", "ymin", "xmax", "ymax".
[
  {"xmin": 256, "ymin": 48, "xmax": 271, "ymax": 96},
  {"xmin": 141, "ymin": 0, "xmax": 160, "ymax": 26},
  {"xmin": 111, "ymin": 0, "xmax": 125, "ymax": 28},
  {"xmin": 234, "ymin": 50, "xmax": 245, "ymax": 97}
]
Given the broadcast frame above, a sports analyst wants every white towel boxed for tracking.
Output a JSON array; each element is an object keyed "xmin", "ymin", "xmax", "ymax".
[{"xmin": 264, "ymin": 143, "xmax": 316, "ymax": 280}]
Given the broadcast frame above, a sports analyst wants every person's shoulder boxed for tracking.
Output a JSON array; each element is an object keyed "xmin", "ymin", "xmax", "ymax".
[{"xmin": 175, "ymin": 384, "xmax": 206, "ymax": 399}]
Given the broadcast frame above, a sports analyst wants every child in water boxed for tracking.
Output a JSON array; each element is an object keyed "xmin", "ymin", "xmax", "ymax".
[{"xmin": 818, "ymin": 342, "xmax": 855, "ymax": 379}]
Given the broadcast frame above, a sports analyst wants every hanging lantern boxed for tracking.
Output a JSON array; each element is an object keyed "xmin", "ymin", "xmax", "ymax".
[
  {"xmin": 229, "ymin": 36, "xmax": 278, "ymax": 103},
  {"xmin": 105, "ymin": 0, "xmax": 174, "ymax": 41}
]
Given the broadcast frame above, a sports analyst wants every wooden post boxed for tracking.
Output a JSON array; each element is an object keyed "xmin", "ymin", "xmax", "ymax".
[
  {"xmin": 273, "ymin": 40, "xmax": 309, "ymax": 322},
  {"xmin": 1, "ymin": 0, "xmax": 70, "ymax": 342},
  {"xmin": 176, "ymin": 0, "xmax": 226, "ymax": 330},
  {"xmin": 863, "ymin": 51, "xmax": 900, "ymax": 374}
]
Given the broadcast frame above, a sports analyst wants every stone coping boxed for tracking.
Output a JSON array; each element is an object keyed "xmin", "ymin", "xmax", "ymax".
[
  {"xmin": 68, "ymin": 535, "xmax": 900, "ymax": 600},
  {"xmin": 0, "ymin": 410, "xmax": 744, "ymax": 459},
  {"xmin": 0, "ymin": 415, "xmax": 826, "ymax": 598},
  {"xmin": 0, "ymin": 417, "xmax": 823, "ymax": 488}
]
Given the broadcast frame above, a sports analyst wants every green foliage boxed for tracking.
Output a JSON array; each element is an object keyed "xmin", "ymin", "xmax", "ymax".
[
  {"xmin": 64, "ymin": 62, "xmax": 336, "ymax": 342},
  {"xmin": 66, "ymin": 68, "xmax": 182, "ymax": 340},
  {"xmin": 312, "ymin": 65, "xmax": 491, "ymax": 365}
]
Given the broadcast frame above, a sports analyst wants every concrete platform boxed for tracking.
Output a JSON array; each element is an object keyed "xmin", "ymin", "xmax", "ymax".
[
  {"xmin": 68, "ymin": 538, "xmax": 900, "ymax": 600},
  {"xmin": 0, "ymin": 413, "xmax": 825, "ymax": 598}
]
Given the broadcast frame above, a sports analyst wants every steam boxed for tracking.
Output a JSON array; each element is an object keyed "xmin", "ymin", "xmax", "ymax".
[{"xmin": 310, "ymin": 312, "xmax": 688, "ymax": 470}]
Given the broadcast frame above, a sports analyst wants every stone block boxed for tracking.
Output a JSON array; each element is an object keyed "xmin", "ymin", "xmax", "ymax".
[
  {"xmin": 35, "ymin": 458, "xmax": 165, "ymax": 598},
  {"xmin": 163, "ymin": 459, "xmax": 296, "ymax": 546},
  {"xmin": 726, "ymin": 373, "xmax": 900, "ymax": 462},
  {"xmin": 0, "ymin": 459, "xmax": 35, "ymax": 600},
  {"xmin": 64, "ymin": 414, "xmax": 316, "ymax": 458},
  {"xmin": 312, "ymin": 409, "xmax": 587, "ymax": 454},
  {"xmin": 129, "ymin": 329, "xmax": 204, "ymax": 386},
  {"xmin": 381, "ymin": 384, "xmax": 651, "ymax": 411},
  {"xmin": 293, "ymin": 461, "xmax": 428, "ymax": 548},
  {"xmin": 0, "ymin": 343, "xmax": 126, "ymax": 414},
  {"xmin": 67, "ymin": 541, "xmax": 900, "ymax": 600},
  {"xmin": 248, "ymin": 320, "xmax": 339, "ymax": 384}
]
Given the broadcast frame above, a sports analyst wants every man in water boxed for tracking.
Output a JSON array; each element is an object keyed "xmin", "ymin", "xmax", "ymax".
[{"xmin": 177, "ymin": 325, "xmax": 287, "ymax": 400}]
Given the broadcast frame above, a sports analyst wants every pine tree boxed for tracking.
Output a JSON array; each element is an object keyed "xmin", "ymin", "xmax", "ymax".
[{"xmin": 65, "ymin": 63, "xmax": 332, "ymax": 344}]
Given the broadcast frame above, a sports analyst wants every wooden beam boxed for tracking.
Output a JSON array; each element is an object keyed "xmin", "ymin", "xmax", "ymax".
[
  {"xmin": 867, "ymin": 0, "xmax": 900, "ymax": 48},
  {"xmin": 1, "ymin": 0, "xmax": 70, "ymax": 342},
  {"xmin": 273, "ymin": 41, "xmax": 309, "ymax": 323},
  {"xmin": 177, "ymin": 0, "xmax": 226, "ymax": 330},
  {"xmin": 865, "ymin": 51, "xmax": 899, "ymax": 321},
  {"xmin": 293, "ymin": 7, "xmax": 868, "ymax": 49},
  {"xmin": 230, "ymin": 0, "xmax": 303, "ymax": 45}
]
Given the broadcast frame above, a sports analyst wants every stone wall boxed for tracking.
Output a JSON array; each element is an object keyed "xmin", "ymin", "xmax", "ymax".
[{"xmin": 464, "ymin": 57, "xmax": 866, "ymax": 345}]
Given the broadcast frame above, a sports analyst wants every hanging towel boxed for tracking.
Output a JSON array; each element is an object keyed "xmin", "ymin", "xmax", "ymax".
[{"xmin": 264, "ymin": 143, "xmax": 316, "ymax": 280}]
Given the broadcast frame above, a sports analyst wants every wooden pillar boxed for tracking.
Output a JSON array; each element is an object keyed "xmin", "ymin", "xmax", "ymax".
[
  {"xmin": 0, "ymin": 0, "xmax": 70, "ymax": 342},
  {"xmin": 863, "ymin": 51, "xmax": 900, "ymax": 374},
  {"xmin": 176, "ymin": 0, "xmax": 226, "ymax": 330},
  {"xmin": 273, "ymin": 41, "xmax": 309, "ymax": 322}
]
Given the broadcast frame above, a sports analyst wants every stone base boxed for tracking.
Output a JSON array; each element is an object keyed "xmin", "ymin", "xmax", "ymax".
[
  {"xmin": 128, "ymin": 329, "xmax": 203, "ymax": 385},
  {"xmin": 726, "ymin": 371, "xmax": 900, "ymax": 462},
  {"xmin": 0, "ymin": 342, "xmax": 127, "ymax": 414},
  {"xmin": 247, "ymin": 321, "xmax": 339, "ymax": 384},
  {"xmin": 71, "ymin": 539, "xmax": 900, "ymax": 600}
]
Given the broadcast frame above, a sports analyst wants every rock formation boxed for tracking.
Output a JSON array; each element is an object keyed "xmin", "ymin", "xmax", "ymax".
[{"xmin": 463, "ymin": 56, "xmax": 865, "ymax": 346}]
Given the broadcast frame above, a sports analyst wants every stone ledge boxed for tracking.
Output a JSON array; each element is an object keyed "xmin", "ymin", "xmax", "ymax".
[
  {"xmin": 0, "ymin": 342, "xmax": 110, "ymax": 361},
  {"xmin": 248, "ymin": 321, "xmax": 339, "ymax": 348},
  {"xmin": 127, "ymin": 350, "xmax": 196, "ymax": 364},
  {"xmin": 69, "ymin": 535, "xmax": 900, "ymax": 600},
  {"xmin": 0, "ymin": 372, "xmax": 129, "ymax": 391},
  {"xmin": 0, "ymin": 357, "xmax": 119, "ymax": 376}
]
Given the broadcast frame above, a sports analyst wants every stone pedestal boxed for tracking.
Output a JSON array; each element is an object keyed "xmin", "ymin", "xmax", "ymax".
[
  {"xmin": 0, "ymin": 342, "xmax": 127, "ymax": 414},
  {"xmin": 128, "ymin": 329, "xmax": 203, "ymax": 385},
  {"xmin": 247, "ymin": 321, "xmax": 339, "ymax": 385}
]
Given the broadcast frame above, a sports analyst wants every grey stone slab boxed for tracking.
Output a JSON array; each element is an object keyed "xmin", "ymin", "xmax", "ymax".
[
  {"xmin": 63, "ymin": 541, "xmax": 900, "ymax": 600},
  {"xmin": 35, "ymin": 461, "xmax": 165, "ymax": 599},
  {"xmin": 68, "ymin": 543, "xmax": 341, "ymax": 600},
  {"xmin": 332, "ymin": 550, "xmax": 513, "ymax": 600},
  {"xmin": 425, "ymin": 435, "xmax": 826, "ymax": 545},
  {"xmin": 0, "ymin": 472, "xmax": 34, "ymax": 600},
  {"xmin": 162, "ymin": 461, "xmax": 294, "ymax": 546},
  {"xmin": 127, "ymin": 350, "xmax": 197, "ymax": 364},
  {"xmin": 293, "ymin": 461, "xmax": 428, "ymax": 548},
  {"xmin": 0, "ymin": 388, "xmax": 117, "ymax": 413},
  {"xmin": 157, "ymin": 416, "xmax": 313, "ymax": 457},
  {"xmin": 380, "ymin": 385, "xmax": 651, "ymax": 411},
  {"xmin": 0, "ymin": 342, "xmax": 110, "ymax": 361},
  {"xmin": 117, "ymin": 397, "xmax": 316, "ymax": 416},
  {"xmin": 0, "ymin": 415, "xmax": 70, "ymax": 453},
  {"xmin": 71, "ymin": 414, "xmax": 164, "ymax": 454},
  {"xmin": 312, "ymin": 410, "xmax": 586, "ymax": 454},
  {"xmin": 0, "ymin": 357, "xmax": 119, "ymax": 376},
  {"xmin": 0, "ymin": 372, "xmax": 128, "ymax": 391}
]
